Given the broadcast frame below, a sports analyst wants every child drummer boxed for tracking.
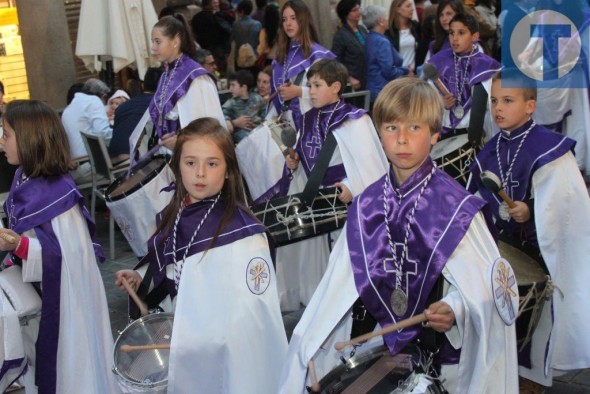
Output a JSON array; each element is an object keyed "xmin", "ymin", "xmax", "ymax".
[
  {"xmin": 277, "ymin": 78, "xmax": 518, "ymax": 393},
  {"xmin": 467, "ymin": 70, "xmax": 590, "ymax": 392}
]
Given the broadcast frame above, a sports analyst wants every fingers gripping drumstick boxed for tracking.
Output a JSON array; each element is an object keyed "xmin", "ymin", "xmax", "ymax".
[
  {"xmin": 121, "ymin": 276, "xmax": 149, "ymax": 317},
  {"xmin": 334, "ymin": 305, "xmax": 451, "ymax": 351},
  {"xmin": 0, "ymin": 233, "xmax": 16, "ymax": 244}
]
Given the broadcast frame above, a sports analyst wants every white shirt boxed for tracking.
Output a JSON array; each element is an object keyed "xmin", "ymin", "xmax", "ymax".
[
  {"xmin": 399, "ymin": 28, "xmax": 416, "ymax": 68},
  {"xmin": 61, "ymin": 92, "xmax": 112, "ymax": 158}
]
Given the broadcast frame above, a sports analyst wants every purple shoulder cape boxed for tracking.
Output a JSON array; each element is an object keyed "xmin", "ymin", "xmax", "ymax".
[
  {"xmin": 3, "ymin": 168, "xmax": 103, "ymax": 393},
  {"xmin": 427, "ymin": 48, "xmax": 500, "ymax": 129},
  {"xmin": 347, "ymin": 160, "xmax": 486, "ymax": 360},
  {"xmin": 141, "ymin": 196, "xmax": 268, "ymax": 299},
  {"xmin": 270, "ymin": 41, "xmax": 335, "ymax": 115},
  {"xmin": 469, "ymin": 120, "xmax": 575, "ymax": 245},
  {"xmin": 148, "ymin": 55, "xmax": 210, "ymax": 138}
]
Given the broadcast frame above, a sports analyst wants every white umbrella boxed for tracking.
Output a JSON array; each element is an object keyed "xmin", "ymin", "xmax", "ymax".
[{"xmin": 75, "ymin": 0, "xmax": 158, "ymax": 79}]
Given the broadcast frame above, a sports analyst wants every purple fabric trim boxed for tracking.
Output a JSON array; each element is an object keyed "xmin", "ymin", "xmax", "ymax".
[
  {"xmin": 427, "ymin": 48, "xmax": 500, "ymax": 129},
  {"xmin": 469, "ymin": 121, "xmax": 575, "ymax": 246},
  {"xmin": 143, "ymin": 197, "xmax": 267, "ymax": 298},
  {"xmin": 348, "ymin": 160, "xmax": 485, "ymax": 357},
  {"xmin": 0, "ymin": 357, "xmax": 25, "ymax": 381},
  {"xmin": 270, "ymin": 42, "xmax": 335, "ymax": 113},
  {"xmin": 148, "ymin": 56, "xmax": 209, "ymax": 138},
  {"xmin": 296, "ymin": 101, "xmax": 366, "ymax": 186}
]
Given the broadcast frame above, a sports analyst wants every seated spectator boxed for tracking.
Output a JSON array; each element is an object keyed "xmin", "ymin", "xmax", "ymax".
[
  {"xmin": 108, "ymin": 68, "xmax": 162, "ymax": 164},
  {"xmin": 61, "ymin": 78, "xmax": 112, "ymax": 183},
  {"xmin": 222, "ymin": 70, "xmax": 265, "ymax": 144},
  {"xmin": 195, "ymin": 48, "xmax": 219, "ymax": 77},
  {"xmin": 106, "ymin": 89, "xmax": 130, "ymax": 126},
  {"xmin": 255, "ymin": 65, "xmax": 272, "ymax": 102}
]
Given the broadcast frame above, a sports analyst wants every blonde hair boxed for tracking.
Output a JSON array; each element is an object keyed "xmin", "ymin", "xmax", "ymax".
[
  {"xmin": 492, "ymin": 70, "xmax": 537, "ymax": 101},
  {"xmin": 373, "ymin": 78, "xmax": 443, "ymax": 135}
]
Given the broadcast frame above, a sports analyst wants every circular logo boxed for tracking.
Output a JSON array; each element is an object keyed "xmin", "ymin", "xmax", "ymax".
[
  {"xmin": 246, "ymin": 257, "xmax": 271, "ymax": 295},
  {"xmin": 509, "ymin": 10, "xmax": 581, "ymax": 81},
  {"xmin": 491, "ymin": 257, "xmax": 519, "ymax": 326}
]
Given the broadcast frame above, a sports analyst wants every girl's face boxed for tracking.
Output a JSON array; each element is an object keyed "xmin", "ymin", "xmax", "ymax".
[
  {"xmin": 0, "ymin": 120, "xmax": 19, "ymax": 165},
  {"xmin": 151, "ymin": 27, "xmax": 181, "ymax": 63},
  {"xmin": 439, "ymin": 5, "xmax": 456, "ymax": 32},
  {"xmin": 180, "ymin": 136, "xmax": 227, "ymax": 204},
  {"xmin": 397, "ymin": 0, "xmax": 414, "ymax": 21},
  {"xmin": 282, "ymin": 7, "xmax": 300, "ymax": 39}
]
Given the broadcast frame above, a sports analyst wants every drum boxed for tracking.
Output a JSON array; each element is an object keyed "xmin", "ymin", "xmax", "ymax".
[
  {"xmin": 317, "ymin": 345, "xmax": 446, "ymax": 393},
  {"xmin": 251, "ymin": 186, "xmax": 347, "ymax": 247},
  {"xmin": 236, "ymin": 120, "xmax": 287, "ymax": 203},
  {"xmin": 106, "ymin": 156, "xmax": 174, "ymax": 257},
  {"xmin": 498, "ymin": 242, "xmax": 551, "ymax": 351},
  {"xmin": 431, "ymin": 135, "xmax": 475, "ymax": 185},
  {"xmin": 113, "ymin": 313, "xmax": 174, "ymax": 393}
]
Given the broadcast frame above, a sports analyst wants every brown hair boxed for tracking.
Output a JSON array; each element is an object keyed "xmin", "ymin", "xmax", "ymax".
[
  {"xmin": 491, "ymin": 70, "xmax": 537, "ymax": 101},
  {"xmin": 373, "ymin": 78, "xmax": 443, "ymax": 135},
  {"xmin": 155, "ymin": 118, "xmax": 251, "ymax": 247},
  {"xmin": 433, "ymin": 0, "xmax": 464, "ymax": 54},
  {"xmin": 388, "ymin": 0, "xmax": 411, "ymax": 31},
  {"xmin": 276, "ymin": 0, "xmax": 319, "ymax": 64},
  {"xmin": 307, "ymin": 58, "xmax": 348, "ymax": 96},
  {"xmin": 153, "ymin": 14, "xmax": 197, "ymax": 59},
  {"xmin": 4, "ymin": 100, "xmax": 72, "ymax": 177}
]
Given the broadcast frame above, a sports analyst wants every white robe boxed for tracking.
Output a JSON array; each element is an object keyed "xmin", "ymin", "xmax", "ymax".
[
  {"xmin": 160, "ymin": 233, "xmax": 288, "ymax": 393},
  {"xmin": 278, "ymin": 213, "xmax": 519, "ymax": 394},
  {"xmin": 271, "ymin": 115, "xmax": 389, "ymax": 311},
  {"xmin": 518, "ymin": 152, "xmax": 590, "ymax": 385},
  {"xmin": 20, "ymin": 206, "xmax": 120, "ymax": 394}
]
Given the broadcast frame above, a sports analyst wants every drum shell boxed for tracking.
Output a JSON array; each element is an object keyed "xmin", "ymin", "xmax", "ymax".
[
  {"xmin": 431, "ymin": 135, "xmax": 475, "ymax": 185},
  {"xmin": 105, "ymin": 156, "xmax": 174, "ymax": 257}
]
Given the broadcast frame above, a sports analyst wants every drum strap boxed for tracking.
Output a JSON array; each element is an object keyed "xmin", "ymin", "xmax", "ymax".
[
  {"xmin": 412, "ymin": 275, "xmax": 447, "ymax": 353},
  {"xmin": 130, "ymin": 263, "xmax": 169, "ymax": 320},
  {"xmin": 467, "ymin": 83, "xmax": 487, "ymax": 147},
  {"xmin": 300, "ymin": 132, "xmax": 338, "ymax": 207}
]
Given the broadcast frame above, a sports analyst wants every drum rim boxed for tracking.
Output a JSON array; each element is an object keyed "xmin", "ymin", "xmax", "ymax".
[
  {"xmin": 105, "ymin": 155, "xmax": 169, "ymax": 202},
  {"xmin": 318, "ymin": 345, "xmax": 395, "ymax": 385},
  {"xmin": 113, "ymin": 312, "xmax": 174, "ymax": 387}
]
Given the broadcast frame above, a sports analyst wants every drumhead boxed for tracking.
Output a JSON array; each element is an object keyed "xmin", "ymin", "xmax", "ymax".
[
  {"xmin": 430, "ymin": 135, "xmax": 469, "ymax": 160},
  {"xmin": 498, "ymin": 242, "xmax": 546, "ymax": 284},
  {"xmin": 106, "ymin": 156, "xmax": 168, "ymax": 201},
  {"xmin": 113, "ymin": 313, "xmax": 174, "ymax": 390}
]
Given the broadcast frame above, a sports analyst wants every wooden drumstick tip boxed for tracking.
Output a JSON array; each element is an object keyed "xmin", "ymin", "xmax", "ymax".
[
  {"xmin": 307, "ymin": 360, "xmax": 321, "ymax": 393},
  {"xmin": 120, "ymin": 276, "xmax": 149, "ymax": 317},
  {"xmin": 0, "ymin": 232, "xmax": 16, "ymax": 244}
]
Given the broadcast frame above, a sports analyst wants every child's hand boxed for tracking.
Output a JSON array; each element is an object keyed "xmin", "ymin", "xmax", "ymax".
[
  {"xmin": 443, "ymin": 93, "xmax": 455, "ymax": 109},
  {"xmin": 278, "ymin": 83, "xmax": 302, "ymax": 101},
  {"xmin": 0, "ymin": 229, "xmax": 20, "ymax": 252},
  {"xmin": 424, "ymin": 301, "xmax": 455, "ymax": 333},
  {"xmin": 334, "ymin": 182, "xmax": 352, "ymax": 204},
  {"xmin": 160, "ymin": 133, "xmax": 177, "ymax": 150},
  {"xmin": 115, "ymin": 270, "xmax": 142, "ymax": 293},
  {"xmin": 348, "ymin": 76, "xmax": 361, "ymax": 91},
  {"xmin": 285, "ymin": 151, "xmax": 300, "ymax": 170},
  {"xmin": 232, "ymin": 115, "xmax": 254, "ymax": 130},
  {"xmin": 508, "ymin": 201, "xmax": 531, "ymax": 223}
]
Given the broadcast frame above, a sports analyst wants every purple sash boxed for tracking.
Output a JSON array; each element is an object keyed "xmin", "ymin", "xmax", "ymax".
[
  {"xmin": 295, "ymin": 100, "xmax": 366, "ymax": 187},
  {"xmin": 427, "ymin": 48, "xmax": 500, "ymax": 129},
  {"xmin": 141, "ymin": 195, "xmax": 268, "ymax": 299},
  {"xmin": 348, "ymin": 160, "xmax": 485, "ymax": 359},
  {"xmin": 3, "ymin": 168, "xmax": 103, "ymax": 393},
  {"xmin": 270, "ymin": 41, "xmax": 335, "ymax": 115},
  {"xmin": 148, "ymin": 55, "xmax": 210, "ymax": 138},
  {"xmin": 469, "ymin": 120, "xmax": 575, "ymax": 246}
]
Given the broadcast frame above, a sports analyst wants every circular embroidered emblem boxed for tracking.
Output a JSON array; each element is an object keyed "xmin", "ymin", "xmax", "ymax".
[
  {"xmin": 246, "ymin": 257, "xmax": 271, "ymax": 295},
  {"xmin": 491, "ymin": 257, "xmax": 519, "ymax": 325},
  {"xmin": 114, "ymin": 216, "xmax": 134, "ymax": 242}
]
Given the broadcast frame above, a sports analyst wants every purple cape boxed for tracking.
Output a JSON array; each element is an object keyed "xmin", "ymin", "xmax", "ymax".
[
  {"xmin": 140, "ymin": 195, "xmax": 269, "ymax": 299},
  {"xmin": 3, "ymin": 168, "xmax": 103, "ymax": 393},
  {"xmin": 469, "ymin": 120, "xmax": 575, "ymax": 246},
  {"xmin": 348, "ymin": 159, "xmax": 486, "ymax": 361},
  {"xmin": 270, "ymin": 41, "xmax": 335, "ymax": 116},
  {"xmin": 148, "ymin": 55, "xmax": 210, "ymax": 138},
  {"xmin": 427, "ymin": 48, "xmax": 500, "ymax": 129}
]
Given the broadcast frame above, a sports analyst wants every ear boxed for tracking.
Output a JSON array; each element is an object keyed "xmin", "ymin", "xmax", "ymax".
[
  {"xmin": 430, "ymin": 131, "xmax": 440, "ymax": 145},
  {"xmin": 331, "ymin": 81, "xmax": 342, "ymax": 96},
  {"xmin": 525, "ymin": 99, "xmax": 537, "ymax": 115},
  {"xmin": 472, "ymin": 32, "xmax": 480, "ymax": 43},
  {"xmin": 173, "ymin": 34, "xmax": 181, "ymax": 48}
]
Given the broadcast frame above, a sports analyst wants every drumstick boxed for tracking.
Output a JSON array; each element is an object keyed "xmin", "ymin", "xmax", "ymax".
[
  {"xmin": 307, "ymin": 359, "xmax": 321, "ymax": 393},
  {"xmin": 120, "ymin": 344, "xmax": 170, "ymax": 352},
  {"xmin": 121, "ymin": 277, "xmax": 149, "ymax": 317},
  {"xmin": 0, "ymin": 232, "xmax": 16, "ymax": 244},
  {"xmin": 334, "ymin": 306, "xmax": 452, "ymax": 351},
  {"xmin": 480, "ymin": 170, "xmax": 517, "ymax": 208}
]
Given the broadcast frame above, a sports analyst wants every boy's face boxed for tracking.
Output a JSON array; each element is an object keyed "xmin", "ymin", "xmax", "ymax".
[
  {"xmin": 490, "ymin": 80, "xmax": 536, "ymax": 132},
  {"xmin": 229, "ymin": 80, "xmax": 246, "ymax": 98},
  {"xmin": 308, "ymin": 75, "xmax": 340, "ymax": 109},
  {"xmin": 379, "ymin": 119, "xmax": 439, "ymax": 184},
  {"xmin": 449, "ymin": 21, "xmax": 479, "ymax": 54}
]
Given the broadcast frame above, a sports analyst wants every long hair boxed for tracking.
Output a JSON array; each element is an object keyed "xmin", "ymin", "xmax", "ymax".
[
  {"xmin": 155, "ymin": 118, "xmax": 250, "ymax": 248},
  {"xmin": 4, "ymin": 100, "xmax": 71, "ymax": 177},
  {"xmin": 154, "ymin": 14, "xmax": 197, "ymax": 59},
  {"xmin": 388, "ymin": 0, "xmax": 410, "ymax": 31},
  {"xmin": 276, "ymin": 0, "xmax": 319, "ymax": 64},
  {"xmin": 433, "ymin": 0, "xmax": 464, "ymax": 54}
]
